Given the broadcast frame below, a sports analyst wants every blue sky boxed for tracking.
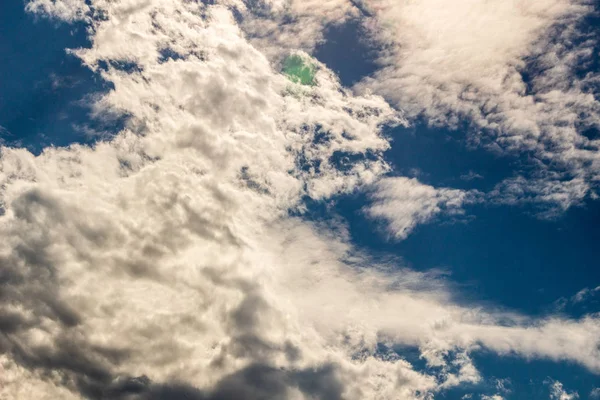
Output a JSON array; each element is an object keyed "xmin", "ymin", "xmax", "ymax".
[
  {"xmin": 1, "ymin": 1, "xmax": 600, "ymax": 399},
  {"xmin": 0, "ymin": 2, "xmax": 117, "ymax": 153}
]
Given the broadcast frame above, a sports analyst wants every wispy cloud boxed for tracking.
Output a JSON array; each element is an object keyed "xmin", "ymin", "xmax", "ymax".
[
  {"xmin": 355, "ymin": 0, "xmax": 600, "ymax": 211},
  {"xmin": 365, "ymin": 177, "xmax": 476, "ymax": 240},
  {"xmin": 546, "ymin": 378, "xmax": 580, "ymax": 400}
]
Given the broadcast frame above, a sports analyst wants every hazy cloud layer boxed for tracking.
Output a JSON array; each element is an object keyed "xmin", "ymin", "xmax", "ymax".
[{"xmin": 3, "ymin": 0, "xmax": 600, "ymax": 399}]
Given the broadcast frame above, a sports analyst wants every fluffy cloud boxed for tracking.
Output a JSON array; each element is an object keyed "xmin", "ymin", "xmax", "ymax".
[
  {"xmin": 365, "ymin": 177, "xmax": 474, "ymax": 240},
  {"xmin": 26, "ymin": 0, "xmax": 89, "ymax": 21},
  {"xmin": 238, "ymin": 0, "xmax": 358, "ymax": 59},
  {"xmin": 3, "ymin": 0, "xmax": 600, "ymax": 399}
]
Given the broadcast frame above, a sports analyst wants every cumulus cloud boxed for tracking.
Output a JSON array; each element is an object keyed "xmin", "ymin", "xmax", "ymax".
[
  {"xmin": 2, "ymin": 0, "xmax": 600, "ymax": 399},
  {"xmin": 365, "ymin": 177, "xmax": 475, "ymax": 240}
]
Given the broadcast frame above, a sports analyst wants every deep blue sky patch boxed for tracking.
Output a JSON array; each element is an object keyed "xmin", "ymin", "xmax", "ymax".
[{"xmin": 0, "ymin": 2, "xmax": 117, "ymax": 154}]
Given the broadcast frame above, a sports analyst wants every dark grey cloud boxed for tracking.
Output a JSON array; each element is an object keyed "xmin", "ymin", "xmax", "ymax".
[{"xmin": 104, "ymin": 363, "xmax": 343, "ymax": 400}]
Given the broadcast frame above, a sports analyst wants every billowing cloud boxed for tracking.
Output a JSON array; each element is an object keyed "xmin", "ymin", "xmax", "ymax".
[{"xmin": 2, "ymin": 0, "xmax": 600, "ymax": 399}]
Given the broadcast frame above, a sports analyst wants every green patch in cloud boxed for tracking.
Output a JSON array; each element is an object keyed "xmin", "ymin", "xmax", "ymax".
[{"xmin": 283, "ymin": 54, "xmax": 316, "ymax": 86}]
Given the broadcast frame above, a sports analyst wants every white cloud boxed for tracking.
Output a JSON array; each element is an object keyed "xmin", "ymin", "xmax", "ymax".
[
  {"xmin": 572, "ymin": 286, "xmax": 600, "ymax": 303},
  {"xmin": 494, "ymin": 378, "xmax": 512, "ymax": 395},
  {"xmin": 546, "ymin": 379, "xmax": 580, "ymax": 400},
  {"xmin": 554, "ymin": 285, "xmax": 600, "ymax": 312},
  {"xmin": 590, "ymin": 387, "xmax": 600, "ymax": 399},
  {"xmin": 488, "ymin": 175, "xmax": 590, "ymax": 216},
  {"xmin": 26, "ymin": 0, "xmax": 89, "ymax": 21},
  {"xmin": 4, "ymin": 1, "xmax": 600, "ymax": 399},
  {"xmin": 354, "ymin": 0, "xmax": 600, "ymax": 210},
  {"xmin": 239, "ymin": 0, "xmax": 358, "ymax": 59},
  {"xmin": 461, "ymin": 171, "xmax": 484, "ymax": 181},
  {"xmin": 366, "ymin": 177, "xmax": 474, "ymax": 240}
]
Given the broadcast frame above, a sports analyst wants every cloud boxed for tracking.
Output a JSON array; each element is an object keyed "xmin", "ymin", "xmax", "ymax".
[
  {"xmin": 554, "ymin": 285, "xmax": 600, "ymax": 313},
  {"xmin": 227, "ymin": 0, "xmax": 600, "ymax": 212},
  {"xmin": 460, "ymin": 171, "xmax": 484, "ymax": 182},
  {"xmin": 546, "ymin": 379, "xmax": 580, "ymax": 400},
  {"xmin": 366, "ymin": 177, "xmax": 475, "ymax": 239},
  {"xmin": 572, "ymin": 286, "xmax": 600, "ymax": 303},
  {"xmin": 590, "ymin": 387, "xmax": 600, "ymax": 399},
  {"xmin": 26, "ymin": 0, "xmax": 90, "ymax": 21},
  {"xmin": 488, "ymin": 175, "xmax": 590, "ymax": 216},
  {"xmin": 354, "ymin": 0, "xmax": 600, "ymax": 210},
  {"xmin": 4, "ymin": 1, "xmax": 600, "ymax": 399},
  {"xmin": 493, "ymin": 378, "xmax": 512, "ymax": 396},
  {"xmin": 239, "ymin": 0, "xmax": 359, "ymax": 59}
]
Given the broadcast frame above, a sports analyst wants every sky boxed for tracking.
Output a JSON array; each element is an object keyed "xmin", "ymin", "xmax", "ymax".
[{"xmin": 0, "ymin": 1, "xmax": 600, "ymax": 399}]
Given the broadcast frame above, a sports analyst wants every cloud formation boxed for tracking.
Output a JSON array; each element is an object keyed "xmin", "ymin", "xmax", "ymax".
[
  {"xmin": 3, "ymin": 0, "xmax": 600, "ymax": 399},
  {"xmin": 26, "ymin": 0, "xmax": 90, "ymax": 21},
  {"xmin": 355, "ymin": 0, "xmax": 600, "ymax": 210},
  {"xmin": 547, "ymin": 379, "xmax": 580, "ymax": 400},
  {"xmin": 365, "ymin": 177, "xmax": 473, "ymax": 240},
  {"xmin": 481, "ymin": 396, "xmax": 504, "ymax": 400},
  {"xmin": 209, "ymin": 0, "xmax": 600, "ymax": 212}
]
